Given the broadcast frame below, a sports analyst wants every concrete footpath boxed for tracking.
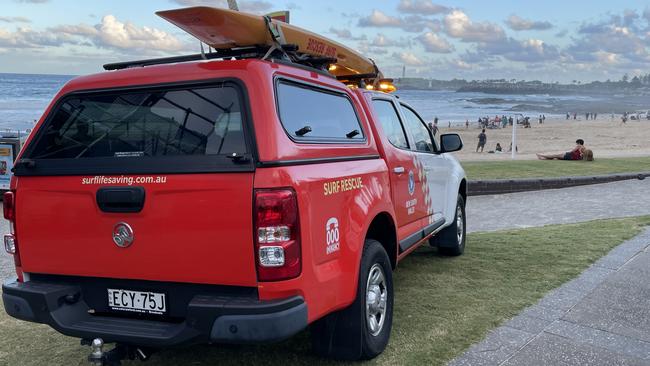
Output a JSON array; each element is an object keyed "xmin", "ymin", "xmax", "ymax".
[
  {"xmin": 449, "ymin": 228, "xmax": 650, "ymax": 366},
  {"xmin": 451, "ymin": 179, "xmax": 650, "ymax": 365},
  {"xmin": 467, "ymin": 178, "xmax": 650, "ymax": 233}
]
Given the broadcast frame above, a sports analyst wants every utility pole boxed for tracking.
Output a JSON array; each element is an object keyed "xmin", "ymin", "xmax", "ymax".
[
  {"xmin": 511, "ymin": 117, "xmax": 517, "ymax": 159},
  {"xmin": 227, "ymin": 0, "xmax": 239, "ymax": 10}
]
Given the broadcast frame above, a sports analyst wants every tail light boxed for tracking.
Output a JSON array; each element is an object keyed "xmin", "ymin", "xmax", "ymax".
[
  {"xmin": 254, "ymin": 189, "xmax": 301, "ymax": 281},
  {"xmin": 3, "ymin": 191, "xmax": 21, "ymax": 266}
]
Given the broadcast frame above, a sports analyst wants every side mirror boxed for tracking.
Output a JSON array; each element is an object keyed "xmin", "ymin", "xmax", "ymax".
[{"xmin": 440, "ymin": 133, "xmax": 463, "ymax": 153}]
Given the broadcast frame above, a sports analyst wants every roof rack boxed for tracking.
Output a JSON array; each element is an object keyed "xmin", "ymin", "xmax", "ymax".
[
  {"xmin": 103, "ymin": 46, "xmax": 269, "ymax": 71},
  {"xmin": 103, "ymin": 44, "xmax": 342, "ymax": 75}
]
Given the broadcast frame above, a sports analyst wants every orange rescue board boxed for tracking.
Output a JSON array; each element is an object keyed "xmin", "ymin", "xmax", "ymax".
[{"xmin": 156, "ymin": 6, "xmax": 376, "ymax": 78}]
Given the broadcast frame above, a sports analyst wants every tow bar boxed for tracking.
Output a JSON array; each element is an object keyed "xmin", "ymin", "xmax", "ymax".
[{"xmin": 83, "ymin": 338, "xmax": 154, "ymax": 366}]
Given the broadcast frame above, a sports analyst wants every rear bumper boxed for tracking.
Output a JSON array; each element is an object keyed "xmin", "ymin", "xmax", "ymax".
[{"xmin": 2, "ymin": 279, "xmax": 307, "ymax": 348}]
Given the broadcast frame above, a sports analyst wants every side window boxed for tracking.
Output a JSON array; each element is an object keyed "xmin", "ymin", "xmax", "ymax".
[
  {"xmin": 371, "ymin": 99, "xmax": 409, "ymax": 149},
  {"xmin": 401, "ymin": 105, "xmax": 436, "ymax": 153},
  {"xmin": 276, "ymin": 81, "xmax": 364, "ymax": 141}
]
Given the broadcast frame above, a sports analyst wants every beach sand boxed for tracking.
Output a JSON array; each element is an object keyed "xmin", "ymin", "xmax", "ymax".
[{"xmin": 444, "ymin": 116, "xmax": 650, "ymax": 161}]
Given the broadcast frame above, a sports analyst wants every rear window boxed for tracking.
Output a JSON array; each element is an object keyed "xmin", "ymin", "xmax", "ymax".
[
  {"xmin": 276, "ymin": 81, "xmax": 364, "ymax": 142},
  {"xmin": 17, "ymin": 81, "xmax": 254, "ymax": 176},
  {"xmin": 29, "ymin": 84, "xmax": 246, "ymax": 159}
]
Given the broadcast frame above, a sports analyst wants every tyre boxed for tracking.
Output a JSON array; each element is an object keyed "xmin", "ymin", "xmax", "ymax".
[
  {"xmin": 431, "ymin": 194, "xmax": 466, "ymax": 256},
  {"xmin": 310, "ymin": 239, "xmax": 393, "ymax": 360}
]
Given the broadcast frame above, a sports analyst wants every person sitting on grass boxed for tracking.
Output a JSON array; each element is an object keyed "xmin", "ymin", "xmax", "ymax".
[{"xmin": 536, "ymin": 139, "xmax": 589, "ymax": 161}]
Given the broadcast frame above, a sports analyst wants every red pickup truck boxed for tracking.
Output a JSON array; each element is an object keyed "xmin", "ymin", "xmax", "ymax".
[{"xmin": 2, "ymin": 57, "xmax": 466, "ymax": 363}]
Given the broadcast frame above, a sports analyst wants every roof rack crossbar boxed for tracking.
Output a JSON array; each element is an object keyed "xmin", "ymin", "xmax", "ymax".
[{"xmin": 103, "ymin": 46, "xmax": 270, "ymax": 71}]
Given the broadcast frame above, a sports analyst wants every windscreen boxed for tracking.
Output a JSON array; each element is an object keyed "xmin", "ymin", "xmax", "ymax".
[{"xmin": 28, "ymin": 84, "xmax": 247, "ymax": 160}]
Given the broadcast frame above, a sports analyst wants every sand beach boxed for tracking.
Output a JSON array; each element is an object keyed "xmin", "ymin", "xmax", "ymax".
[{"xmin": 446, "ymin": 116, "xmax": 650, "ymax": 161}]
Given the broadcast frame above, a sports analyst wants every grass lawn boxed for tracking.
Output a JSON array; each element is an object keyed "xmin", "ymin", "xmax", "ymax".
[
  {"xmin": 2, "ymin": 216, "xmax": 649, "ymax": 365},
  {"xmin": 462, "ymin": 156, "xmax": 650, "ymax": 180}
]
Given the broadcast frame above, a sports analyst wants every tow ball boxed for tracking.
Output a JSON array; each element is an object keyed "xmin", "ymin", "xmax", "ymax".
[{"xmin": 83, "ymin": 338, "xmax": 153, "ymax": 366}]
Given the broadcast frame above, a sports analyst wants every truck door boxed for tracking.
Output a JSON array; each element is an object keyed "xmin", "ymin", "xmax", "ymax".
[
  {"xmin": 398, "ymin": 103, "xmax": 450, "ymax": 227},
  {"xmin": 370, "ymin": 98, "xmax": 423, "ymax": 248}
]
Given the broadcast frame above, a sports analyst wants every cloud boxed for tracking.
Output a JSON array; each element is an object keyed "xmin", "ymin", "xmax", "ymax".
[
  {"xmin": 555, "ymin": 29, "xmax": 568, "ymax": 37},
  {"xmin": 170, "ymin": 0, "xmax": 272, "ymax": 13},
  {"xmin": 0, "ymin": 15, "xmax": 191, "ymax": 54},
  {"xmin": 359, "ymin": 10, "xmax": 402, "ymax": 28},
  {"xmin": 479, "ymin": 37, "xmax": 560, "ymax": 62},
  {"xmin": 444, "ymin": 10, "xmax": 505, "ymax": 42},
  {"xmin": 451, "ymin": 59, "xmax": 472, "ymax": 70},
  {"xmin": 397, "ymin": 0, "xmax": 449, "ymax": 15},
  {"xmin": 417, "ymin": 32, "xmax": 454, "ymax": 53},
  {"xmin": 394, "ymin": 51, "xmax": 425, "ymax": 66},
  {"xmin": 0, "ymin": 16, "xmax": 31, "ymax": 23},
  {"xmin": 371, "ymin": 34, "xmax": 398, "ymax": 47},
  {"xmin": 358, "ymin": 10, "xmax": 435, "ymax": 33},
  {"xmin": 328, "ymin": 27, "xmax": 366, "ymax": 41},
  {"xmin": 0, "ymin": 26, "xmax": 82, "ymax": 48},
  {"xmin": 569, "ymin": 11, "xmax": 649, "ymax": 64},
  {"xmin": 506, "ymin": 15, "xmax": 553, "ymax": 31}
]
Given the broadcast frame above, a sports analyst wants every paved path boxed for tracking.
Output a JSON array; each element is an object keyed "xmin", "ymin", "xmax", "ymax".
[
  {"xmin": 467, "ymin": 178, "xmax": 650, "ymax": 233},
  {"xmin": 449, "ymin": 228, "xmax": 650, "ymax": 366}
]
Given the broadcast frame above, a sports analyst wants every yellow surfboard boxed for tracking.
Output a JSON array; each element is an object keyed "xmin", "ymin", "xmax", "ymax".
[{"xmin": 156, "ymin": 7, "xmax": 378, "ymax": 79}]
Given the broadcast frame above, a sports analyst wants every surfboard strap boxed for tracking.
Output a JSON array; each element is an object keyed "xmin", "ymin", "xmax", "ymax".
[{"xmin": 262, "ymin": 16, "xmax": 291, "ymax": 61}]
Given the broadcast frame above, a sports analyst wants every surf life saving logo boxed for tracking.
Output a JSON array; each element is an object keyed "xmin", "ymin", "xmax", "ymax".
[
  {"xmin": 408, "ymin": 170, "xmax": 415, "ymax": 196},
  {"xmin": 326, "ymin": 217, "xmax": 340, "ymax": 255},
  {"xmin": 411, "ymin": 155, "xmax": 436, "ymax": 225}
]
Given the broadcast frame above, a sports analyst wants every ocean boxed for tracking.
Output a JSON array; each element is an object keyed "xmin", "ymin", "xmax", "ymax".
[{"xmin": 1, "ymin": 73, "xmax": 647, "ymax": 132}]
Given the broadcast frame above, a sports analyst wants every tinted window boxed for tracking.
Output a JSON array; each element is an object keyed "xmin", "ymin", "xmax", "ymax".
[
  {"xmin": 401, "ymin": 105, "xmax": 435, "ymax": 153},
  {"xmin": 276, "ymin": 81, "xmax": 364, "ymax": 141},
  {"xmin": 28, "ymin": 85, "xmax": 246, "ymax": 160},
  {"xmin": 372, "ymin": 100, "xmax": 408, "ymax": 149}
]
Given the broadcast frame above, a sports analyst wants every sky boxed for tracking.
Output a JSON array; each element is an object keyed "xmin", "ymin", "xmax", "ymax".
[{"xmin": 0, "ymin": 0, "xmax": 649, "ymax": 82}]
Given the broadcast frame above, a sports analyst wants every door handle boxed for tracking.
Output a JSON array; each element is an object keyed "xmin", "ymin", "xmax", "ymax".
[
  {"xmin": 393, "ymin": 167, "xmax": 405, "ymax": 174},
  {"xmin": 96, "ymin": 187, "xmax": 146, "ymax": 213}
]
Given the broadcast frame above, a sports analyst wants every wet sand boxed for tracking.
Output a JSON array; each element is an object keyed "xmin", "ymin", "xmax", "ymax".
[{"xmin": 445, "ymin": 116, "xmax": 650, "ymax": 161}]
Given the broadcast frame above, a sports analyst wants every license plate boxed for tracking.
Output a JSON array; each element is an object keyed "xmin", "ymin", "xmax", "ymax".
[{"xmin": 107, "ymin": 289, "xmax": 166, "ymax": 315}]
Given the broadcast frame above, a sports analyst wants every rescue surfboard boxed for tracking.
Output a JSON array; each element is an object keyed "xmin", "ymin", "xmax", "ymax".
[{"xmin": 156, "ymin": 6, "xmax": 378, "ymax": 79}]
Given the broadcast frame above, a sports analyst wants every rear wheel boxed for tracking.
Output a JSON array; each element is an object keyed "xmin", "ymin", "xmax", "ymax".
[
  {"xmin": 311, "ymin": 239, "xmax": 393, "ymax": 360},
  {"xmin": 431, "ymin": 194, "xmax": 466, "ymax": 256}
]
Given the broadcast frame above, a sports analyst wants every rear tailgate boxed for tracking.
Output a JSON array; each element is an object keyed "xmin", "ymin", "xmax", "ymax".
[
  {"xmin": 16, "ymin": 173, "xmax": 256, "ymax": 286},
  {"xmin": 13, "ymin": 80, "xmax": 258, "ymax": 287}
]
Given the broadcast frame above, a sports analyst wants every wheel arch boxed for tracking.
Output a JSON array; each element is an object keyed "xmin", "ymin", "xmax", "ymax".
[
  {"xmin": 364, "ymin": 212, "xmax": 398, "ymax": 269},
  {"xmin": 459, "ymin": 178, "xmax": 467, "ymax": 205}
]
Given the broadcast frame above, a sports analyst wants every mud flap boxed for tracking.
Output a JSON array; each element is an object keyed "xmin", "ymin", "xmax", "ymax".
[{"xmin": 310, "ymin": 301, "xmax": 363, "ymax": 360}]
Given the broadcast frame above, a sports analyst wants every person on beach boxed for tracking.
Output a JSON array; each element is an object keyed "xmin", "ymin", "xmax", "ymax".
[
  {"xmin": 536, "ymin": 139, "xmax": 586, "ymax": 161},
  {"xmin": 476, "ymin": 129, "xmax": 487, "ymax": 152},
  {"xmin": 566, "ymin": 112, "xmax": 570, "ymax": 120},
  {"xmin": 465, "ymin": 119, "xmax": 469, "ymax": 129}
]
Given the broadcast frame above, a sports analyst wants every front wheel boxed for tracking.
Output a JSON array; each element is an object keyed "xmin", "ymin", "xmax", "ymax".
[
  {"xmin": 431, "ymin": 194, "xmax": 466, "ymax": 256},
  {"xmin": 311, "ymin": 239, "xmax": 393, "ymax": 360}
]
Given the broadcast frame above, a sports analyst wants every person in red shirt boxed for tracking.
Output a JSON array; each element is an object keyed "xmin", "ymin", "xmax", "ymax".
[{"xmin": 536, "ymin": 139, "xmax": 586, "ymax": 160}]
